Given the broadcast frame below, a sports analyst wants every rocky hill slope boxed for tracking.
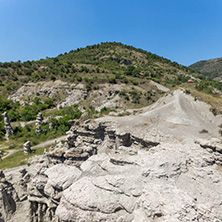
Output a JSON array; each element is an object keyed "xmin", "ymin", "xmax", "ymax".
[
  {"xmin": 0, "ymin": 42, "xmax": 201, "ymax": 128},
  {"xmin": 190, "ymin": 57, "xmax": 222, "ymax": 80},
  {"xmin": 1, "ymin": 90, "xmax": 222, "ymax": 222},
  {"xmin": 1, "ymin": 43, "xmax": 222, "ymax": 221},
  {"xmin": 0, "ymin": 42, "xmax": 195, "ymax": 96}
]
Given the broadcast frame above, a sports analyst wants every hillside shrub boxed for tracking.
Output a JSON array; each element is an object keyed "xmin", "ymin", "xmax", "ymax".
[
  {"xmin": 76, "ymin": 76, "xmax": 82, "ymax": 82},
  {"xmin": 210, "ymin": 107, "xmax": 217, "ymax": 116},
  {"xmin": 0, "ymin": 121, "xmax": 5, "ymax": 140},
  {"xmin": 131, "ymin": 79, "xmax": 138, "ymax": 85},
  {"xmin": 130, "ymin": 90, "xmax": 141, "ymax": 104},
  {"xmin": 100, "ymin": 107, "xmax": 111, "ymax": 115},
  {"xmin": 108, "ymin": 76, "xmax": 117, "ymax": 84},
  {"xmin": 199, "ymin": 129, "xmax": 208, "ymax": 133}
]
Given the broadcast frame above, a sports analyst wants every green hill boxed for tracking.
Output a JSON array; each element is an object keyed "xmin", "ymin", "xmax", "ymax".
[
  {"xmin": 1, "ymin": 42, "xmax": 222, "ymax": 158},
  {"xmin": 189, "ymin": 57, "xmax": 222, "ymax": 80},
  {"xmin": 0, "ymin": 42, "xmax": 195, "ymax": 95}
]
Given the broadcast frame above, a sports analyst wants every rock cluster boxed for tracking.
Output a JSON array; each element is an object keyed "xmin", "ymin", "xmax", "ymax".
[
  {"xmin": 2, "ymin": 112, "xmax": 13, "ymax": 139},
  {"xmin": 24, "ymin": 139, "xmax": 222, "ymax": 222},
  {"xmin": 62, "ymin": 140, "xmax": 221, "ymax": 221},
  {"xmin": 56, "ymin": 88, "xmax": 88, "ymax": 109},
  {"xmin": 27, "ymin": 164, "xmax": 81, "ymax": 222},
  {"xmin": 23, "ymin": 141, "xmax": 32, "ymax": 154},
  {"xmin": 35, "ymin": 113, "xmax": 43, "ymax": 134},
  {"xmin": 195, "ymin": 138, "xmax": 222, "ymax": 165},
  {"xmin": 1, "ymin": 90, "xmax": 222, "ymax": 222},
  {"xmin": 0, "ymin": 170, "xmax": 18, "ymax": 221},
  {"xmin": 48, "ymin": 120, "xmax": 158, "ymax": 167}
]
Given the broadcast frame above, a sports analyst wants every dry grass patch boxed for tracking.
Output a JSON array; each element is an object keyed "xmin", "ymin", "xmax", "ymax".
[{"xmin": 189, "ymin": 88, "xmax": 222, "ymax": 114}]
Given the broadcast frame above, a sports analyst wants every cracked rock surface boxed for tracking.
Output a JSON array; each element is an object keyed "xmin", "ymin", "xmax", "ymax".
[{"xmin": 55, "ymin": 142, "xmax": 222, "ymax": 222}]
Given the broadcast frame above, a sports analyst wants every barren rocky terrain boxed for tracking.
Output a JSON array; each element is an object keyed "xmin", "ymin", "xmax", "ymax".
[
  {"xmin": 1, "ymin": 90, "xmax": 222, "ymax": 222},
  {"xmin": 8, "ymin": 79, "xmax": 168, "ymax": 112}
]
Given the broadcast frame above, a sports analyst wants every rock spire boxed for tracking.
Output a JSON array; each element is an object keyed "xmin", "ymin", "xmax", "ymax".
[{"xmin": 2, "ymin": 112, "xmax": 13, "ymax": 139}]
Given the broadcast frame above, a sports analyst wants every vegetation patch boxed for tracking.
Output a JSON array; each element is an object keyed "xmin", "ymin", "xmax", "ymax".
[
  {"xmin": 0, "ymin": 147, "xmax": 48, "ymax": 169},
  {"xmin": 188, "ymin": 88, "xmax": 222, "ymax": 114},
  {"xmin": 199, "ymin": 129, "xmax": 208, "ymax": 134}
]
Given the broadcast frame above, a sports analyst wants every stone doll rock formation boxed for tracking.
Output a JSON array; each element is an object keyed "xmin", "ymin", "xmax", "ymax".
[
  {"xmin": 2, "ymin": 112, "xmax": 13, "ymax": 139},
  {"xmin": 49, "ymin": 122, "xmax": 54, "ymax": 131},
  {"xmin": 23, "ymin": 141, "xmax": 32, "ymax": 154},
  {"xmin": 27, "ymin": 164, "xmax": 82, "ymax": 222},
  {"xmin": 0, "ymin": 170, "xmax": 18, "ymax": 222},
  {"xmin": 35, "ymin": 112, "xmax": 43, "ymax": 135}
]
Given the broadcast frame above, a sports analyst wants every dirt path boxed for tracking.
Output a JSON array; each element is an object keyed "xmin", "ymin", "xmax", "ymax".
[
  {"xmin": 1, "ymin": 149, "xmax": 16, "ymax": 160},
  {"xmin": 33, "ymin": 135, "xmax": 67, "ymax": 148},
  {"xmin": 0, "ymin": 135, "xmax": 67, "ymax": 160},
  {"xmin": 13, "ymin": 116, "xmax": 63, "ymax": 128}
]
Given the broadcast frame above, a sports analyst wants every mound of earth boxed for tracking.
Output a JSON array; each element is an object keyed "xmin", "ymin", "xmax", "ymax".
[
  {"xmin": 1, "ymin": 90, "xmax": 222, "ymax": 222},
  {"xmin": 98, "ymin": 90, "xmax": 222, "ymax": 143}
]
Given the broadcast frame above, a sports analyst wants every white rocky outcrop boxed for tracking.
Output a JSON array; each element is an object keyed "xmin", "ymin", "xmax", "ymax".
[
  {"xmin": 8, "ymin": 80, "xmax": 88, "ymax": 108},
  {"xmin": 1, "ymin": 90, "xmax": 222, "ymax": 222},
  {"xmin": 55, "ymin": 142, "xmax": 222, "ymax": 221}
]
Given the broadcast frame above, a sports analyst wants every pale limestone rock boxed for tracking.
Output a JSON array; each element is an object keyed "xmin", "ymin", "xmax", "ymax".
[
  {"xmin": 35, "ymin": 112, "xmax": 43, "ymax": 134},
  {"xmin": 2, "ymin": 112, "xmax": 13, "ymax": 139},
  {"xmin": 49, "ymin": 122, "xmax": 54, "ymax": 131},
  {"xmin": 195, "ymin": 138, "xmax": 222, "ymax": 164},
  {"xmin": 2, "ymin": 90, "xmax": 222, "ymax": 221},
  {"xmin": 23, "ymin": 141, "xmax": 31, "ymax": 154},
  {"xmin": 0, "ymin": 170, "xmax": 18, "ymax": 221},
  {"xmin": 36, "ymin": 112, "xmax": 43, "ymax": 125},
  {"xmin": 44, "ymin": 164, "xmax": 82, "ymax": 197},
  {"xmin": 55, "ymin": 143, "xmax": 222, "ymax": 221}
]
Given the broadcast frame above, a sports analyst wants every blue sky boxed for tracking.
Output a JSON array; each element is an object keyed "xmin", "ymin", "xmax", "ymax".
[{"xmin": 0, "ymin": 0, "xmax": 221, "ymax": 66}]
